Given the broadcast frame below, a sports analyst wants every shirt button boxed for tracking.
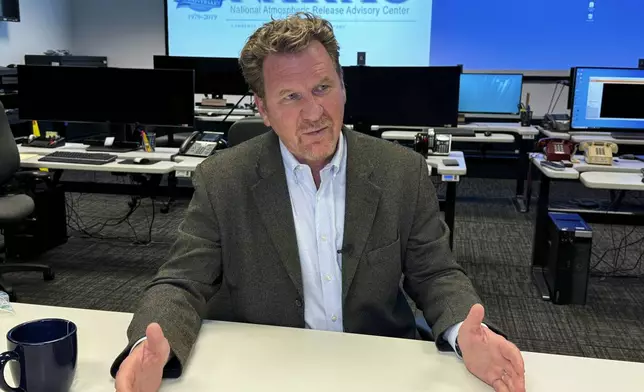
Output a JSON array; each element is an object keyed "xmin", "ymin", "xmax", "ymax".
[
  {"xmin": 321, "ymin": 235, "xmax": 327, "ymax": 242},
  {"xmin": 324, "ymin": 274, "xmax": 332, "ymax": 282},
  {"xmin": 331, "ymin": 315, "xmax": 338, "ymax": 322}
]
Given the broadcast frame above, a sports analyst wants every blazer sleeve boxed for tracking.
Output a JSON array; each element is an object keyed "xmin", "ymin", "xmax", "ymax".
[
  {"xmin": 402, "ymin": 155, "xmax": 503, "ymax": 351},
  {"xmin": 110, "ymin": 165, "xmax": 223, "ymax": 379}
]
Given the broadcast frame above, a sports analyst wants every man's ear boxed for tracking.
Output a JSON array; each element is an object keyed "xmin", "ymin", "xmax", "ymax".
[{"xmin": 255, "ymin": 94, "xmax": 271, "ymax": 127}]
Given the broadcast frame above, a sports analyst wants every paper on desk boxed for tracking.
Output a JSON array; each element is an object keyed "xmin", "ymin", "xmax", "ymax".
[{"xmin": 19, "ymin": 153, "xmax": 39, "ymax": 161}]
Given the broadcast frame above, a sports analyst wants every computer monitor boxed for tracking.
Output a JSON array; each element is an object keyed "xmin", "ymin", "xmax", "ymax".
[
  {"xmin": 24, "ymin": 55, "xmax": 108, "ymax": 67},
  {"xmin": 571, "ymin": 67, "xmax": 644, "ymax": 133},
  {"xmin": 343, "ymin": 66, "xmax": 461, "ymax": 130},
  {"xmin": 17, "ymin": 65, "xmax": 195, "ymax": 127},
  {"xmin": 153, "ymin": 55, "xmax": 249, "ymax": 96},
  {"xmin": 458, "ymin": 73, "xmax": 523, "ymax": 114}
]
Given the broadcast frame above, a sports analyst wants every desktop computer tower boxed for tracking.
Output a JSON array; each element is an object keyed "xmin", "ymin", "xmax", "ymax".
[
  {"xmin": 545, "ymin": 212, "xmax": 593, "ymax": 305},
  {"xmin": 4, "ymin": 185, "xmax": 68, "ymax": 259}
]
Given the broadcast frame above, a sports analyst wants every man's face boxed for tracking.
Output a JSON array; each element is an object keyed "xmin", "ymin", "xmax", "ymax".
[{"xmin": 256, "ymin": 41, "xmax": 345, "ymax": 165}]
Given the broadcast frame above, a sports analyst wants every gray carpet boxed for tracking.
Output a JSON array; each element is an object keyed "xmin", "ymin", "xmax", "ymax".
[{"xmin": 3, "ymin": 177, "xmax": 644, "ymax": 363}]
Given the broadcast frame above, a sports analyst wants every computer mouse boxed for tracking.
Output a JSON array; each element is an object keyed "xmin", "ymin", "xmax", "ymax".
[
  {"xmin": 133, "ymin": 157, "xmax": 150, "ymax": 164},
  {"xmin": 484, "ymin": 131, "xmax": 492, "ymax": 137}
]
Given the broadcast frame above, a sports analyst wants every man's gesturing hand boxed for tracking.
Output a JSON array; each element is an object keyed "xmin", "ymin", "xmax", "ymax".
[
  {"xmin": 115, "ymin": 323, "xmax": 170, "ymax": 392},
  {"xmin": 458, "ymin": 304, "xmax": 526, "ymax": 392}
]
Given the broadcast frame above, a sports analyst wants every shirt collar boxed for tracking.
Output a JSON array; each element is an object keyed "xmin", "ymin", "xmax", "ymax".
[{"xmin": 279, "ymin": 133, "xmax": 346, "ymax": 175}]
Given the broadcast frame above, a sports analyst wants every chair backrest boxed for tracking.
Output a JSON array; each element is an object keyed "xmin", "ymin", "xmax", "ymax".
[
  {"xmin": 227, "ymin": 117, "xmax": 271, "ymax": 147},
  {"xmin": 0, "ymin": 101, "xmax": 20, "ymax": 185}
]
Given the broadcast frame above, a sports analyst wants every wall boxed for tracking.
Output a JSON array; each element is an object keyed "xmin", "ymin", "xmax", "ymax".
[
  {"xmin": 0, "ymin": 0, "xmax": 72, "ymax": 66},
  {"xmin": 69, "ymin": 0, "xmax": 165, "ymax": 69},
  {"xmin": 523, "ymin": 83, "xmax": 569, "ymax": 117}
]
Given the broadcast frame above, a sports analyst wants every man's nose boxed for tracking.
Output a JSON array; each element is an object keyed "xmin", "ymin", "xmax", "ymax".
[{"xmin": 301, "ymin": 96, "xmax": 324, "ymax": 121}]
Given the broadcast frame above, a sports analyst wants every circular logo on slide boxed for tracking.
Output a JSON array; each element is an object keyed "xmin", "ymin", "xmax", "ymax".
[{"xmin": 175, "ymin": 0, "xmax": 223, "ymax": 12}]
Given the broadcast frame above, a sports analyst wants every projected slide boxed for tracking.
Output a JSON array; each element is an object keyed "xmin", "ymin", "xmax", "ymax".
[
  {"xmin": 430, "ymin": 0, "xmax": 644, "ymax": 70},
  {"xmin": 166, "ymin": 0, "xmax": 644, "ymax": 70},
  {"xmin": 166, "ymin": 0, "xmax": 432, "ymax": 66}
]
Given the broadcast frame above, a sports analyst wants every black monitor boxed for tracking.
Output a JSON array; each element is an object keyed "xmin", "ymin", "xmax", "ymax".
[
  {"xmin": 17, "ymin": 65, "xmax": 195, "ymax": 127},
  {"xmin": 458, "ymin": 73, "xmax": 523, "ymax": 114},
  {"xmin": 0, "ymin": 0, "xmax": 20, "ymax": 22},
  {"xmin": 153, "ymin": 55, "xmax": 249, "ymax": 97},
  {"xmin": 343, "ymin": 66, "xmax": 461, "ymax": 130},
  {"xmin": 24, "ymin": 55, "xmax": 108, "ymax": 67},
  {"xmin": 570, "ymin": 66, "xmax": 644, "ymax": 135}
]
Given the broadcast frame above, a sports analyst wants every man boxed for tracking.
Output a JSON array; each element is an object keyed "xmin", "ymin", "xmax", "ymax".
[{"xmin": 113, "ymin": 13, "xmax": 525, "ymax": 392}]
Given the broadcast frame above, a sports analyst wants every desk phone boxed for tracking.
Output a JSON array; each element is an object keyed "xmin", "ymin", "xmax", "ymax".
[
  {"xmin": 414, "ymin": 129, "xmax": 452, "ymax": 157},
  {"xmin": 579, "ymin": 141, "xmax": 618, "ymax": 166},
  {"xmin": 178, "ymin": 131, "xmax": 227, "ymax": 157}
]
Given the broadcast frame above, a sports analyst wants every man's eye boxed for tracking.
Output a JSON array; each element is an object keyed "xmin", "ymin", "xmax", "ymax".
[
  {"xmin": 286, "ymin": 93, "xmax": 301, "ymax": 100},
  {"xmin": 315, "ymin": 85, "xmax": 330, "ymax": 93}
]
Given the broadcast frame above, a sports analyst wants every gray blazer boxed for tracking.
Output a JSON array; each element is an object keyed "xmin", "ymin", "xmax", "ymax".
[{"xmin": 110, "ymin": 129, "xmax": 488, "ymax": 378}]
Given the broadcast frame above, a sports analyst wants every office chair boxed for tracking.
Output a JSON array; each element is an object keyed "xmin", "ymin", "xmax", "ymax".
[
  {"xmin": 227, "ymin": 117, "xmax": 271, "ymax": 147},
  {"xmin": 0, "ymin": 101, "xmax": 55, "ymax": 301}
]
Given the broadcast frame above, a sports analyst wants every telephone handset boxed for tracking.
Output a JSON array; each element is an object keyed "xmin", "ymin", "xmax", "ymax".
[
  {"xmin": 178, "ymin": 131, "xmax": 227, "ymax": 157},
  {"xmin": 536, "ymin": 138, "xmax": 575, "ymax": 161},
  {"xmin": 579, "ymin": 141, "xmax": 618, "ymax": 165}
]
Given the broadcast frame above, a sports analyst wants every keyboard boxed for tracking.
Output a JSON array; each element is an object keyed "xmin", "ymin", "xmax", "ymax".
[{"xmin": 38, "ymin": 151, "xmax": 117, "ymax": 165}]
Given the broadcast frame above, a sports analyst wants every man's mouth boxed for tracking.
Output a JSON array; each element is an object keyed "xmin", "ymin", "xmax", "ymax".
[{"xmin": 303, "ymin": 126, "xmax": 328, "ymax": 136}]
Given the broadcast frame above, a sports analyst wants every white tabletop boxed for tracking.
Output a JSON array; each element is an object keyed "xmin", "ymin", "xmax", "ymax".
[
  {"xmin": 571, "ymin": 133, "xmax": 644, "ymax": 145},
  {"xmin": 426, "ymin": 151, "xmax": 467, "ymax": 176},
  {"xmin": 538, "ymin": 130, "xmax": 644, "ymax": 146},
  {"xmin": 195, "ymin": 115, "xmax": 249, "ymax": 122},
  {"xmin": 538, "ymin": 129, "xmax": 571, "ymax": 140},
  {"xmin": 173, "ymin": 156, "xmax": 207, "ymax": 178},
  {"xmin": 194, "ymin": 107, "xmax": 255, "ymax": 116},
  {"xmin": 19, "ymin": 155, "xmax": 176, "ymax": 174},
  {"xmin": 19, "ymin": 143, "xmax": 179, "ymax": 161},
  {"xmin": 372, "ymin": 123, "xmax": 537, "ymax": 137},
  {"xmin": 452, "ymin": 133, "xmax": 515, "ymax": 143},
  {"xmin": 1, "ymin": 303, "xmax": 643, "ymax": 392},
  {"xmin": 573, "ymin": 155, "xmax": 644, "ymax": 174},
  {"xmin": 580, "ymin": 171, "xmax": 644, "ymax": 190},
  {"xmin": 530, "ymin": 154, "xmax": 579, "ymax": 180}
]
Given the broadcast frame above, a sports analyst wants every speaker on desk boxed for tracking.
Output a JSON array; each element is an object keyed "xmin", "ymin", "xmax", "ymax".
[{"xmin": 545, "ymin": 212, "xmax": 592, "ymax": 305}]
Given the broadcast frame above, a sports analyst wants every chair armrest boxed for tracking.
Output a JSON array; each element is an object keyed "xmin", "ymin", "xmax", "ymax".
[{"xmin": 14, "ymin": 136, "xmax": 28, "ymax": 144}]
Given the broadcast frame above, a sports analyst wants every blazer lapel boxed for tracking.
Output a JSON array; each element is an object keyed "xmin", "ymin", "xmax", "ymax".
[
  {"xmin": 251, "ymin": 132, "xmax": 303, "ymax": 299},
  {"xmin": 341, "ymin": 130, "xmax": 382, "ymax": 302}
]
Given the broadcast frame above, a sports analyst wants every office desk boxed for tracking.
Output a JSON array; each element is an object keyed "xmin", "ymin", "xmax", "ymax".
[
  {"xmin": 194, "ymin": 107, "xmax": 255, "ymax": 116},
  {"xmin": 2, "ymin": 303, "xmax": 643, "ymax": 392},
  {"xmin": 19, "ymin": 143, "xmax": 180, "ymax": 161},
  {"xmin": 580, "ymin": 171, "xmax": 644, "ymax": 191},
  {"xmin": 381, "ymin": 130, "xmax": 515, "ymax": 144},
  {"xmin": 195, "ymin": 115, "xmax": 249, "ymax": 123},
  {"xmin": 529, "ymin": 154, "xmax": 644, "ymax": 301},
  {"xmin": 377, "ymin": 124, "xmax": 539, "ymax": 213},
  {"xmin": 571, "ymin": 133, "xmax": 644, "ymax": 145},
  {"xmin": 425, "ymin": 152, "xmax": 466, "ymax": 249},
  {"xmin": 173, "ymin": 156, "xmax": 207, "ymax": 178},
  {"xmin": 538, "ymin": 129, "xmax": 644, "ymax": 146},
  {"xmin": 19, "ymin": 155, "xmax": 176, "ymax": 175}
]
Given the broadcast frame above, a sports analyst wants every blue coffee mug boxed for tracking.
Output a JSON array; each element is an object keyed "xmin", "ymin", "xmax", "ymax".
[{"xmin": 0, "ymin": 319, "xmax": 77, "ymax": 392}]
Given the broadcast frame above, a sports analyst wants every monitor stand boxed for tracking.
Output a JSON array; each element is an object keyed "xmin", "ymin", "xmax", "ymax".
[
  {"xmin": 611, "ymin": 132, "xmax": 644, "ymax": 140},
  {"xmin": 84, "ymin": 123, "xmax": 140, "ymax": 152}
]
